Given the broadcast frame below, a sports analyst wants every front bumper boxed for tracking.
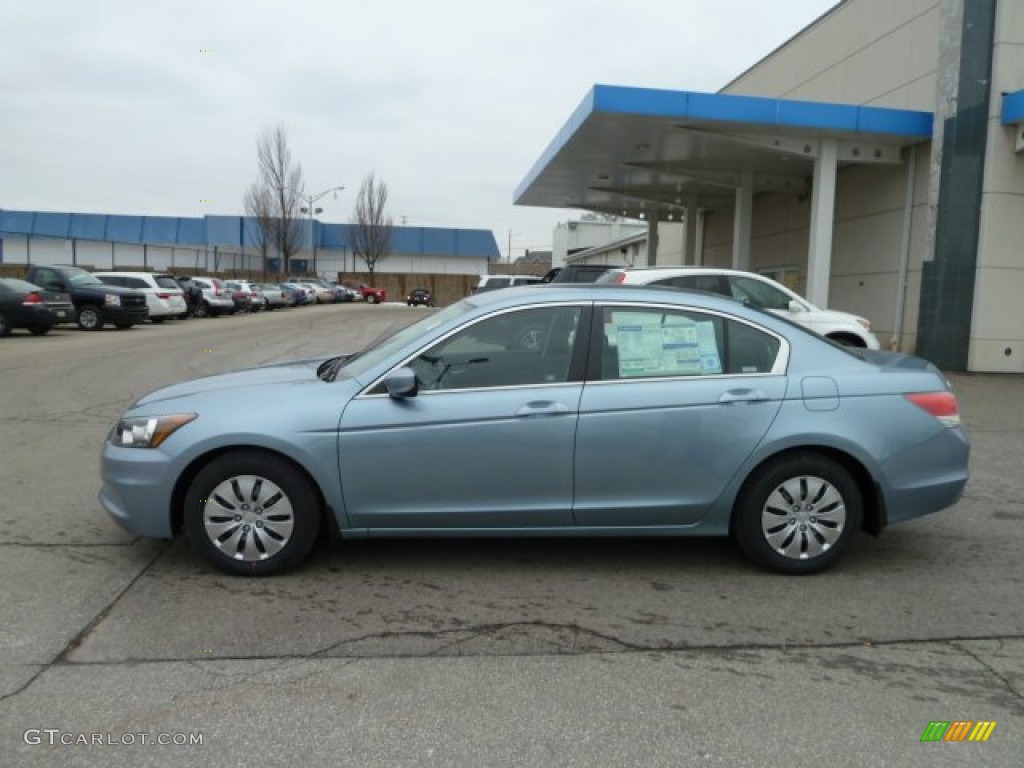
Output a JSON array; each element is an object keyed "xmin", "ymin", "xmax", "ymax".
[
  {"xmin": 99, "ymin": 441, "xmax": 178, "ymax": 538},
  {"xmin": 100, "ymin": 305, "xmax": 150, "ymax": 326}
]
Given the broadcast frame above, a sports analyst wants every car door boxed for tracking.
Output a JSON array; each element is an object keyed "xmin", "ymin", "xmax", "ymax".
[
  {"xmin": 573, "ymin": 302, "xmax": 787, "ymax": 527},
  {"xmin": 338, "ymin": 304, "xmax": 588, "ymax": 529}
]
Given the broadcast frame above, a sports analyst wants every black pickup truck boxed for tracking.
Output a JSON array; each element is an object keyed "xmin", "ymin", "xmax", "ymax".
[{"xmin": 24, "ymin": 265, "xmax": 149, "ymax": 330}]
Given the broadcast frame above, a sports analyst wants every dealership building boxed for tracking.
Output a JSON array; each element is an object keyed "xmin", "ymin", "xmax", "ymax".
[{"xmin": 516, "ymin": 0, "xmax": 1023, "ymax": 372}]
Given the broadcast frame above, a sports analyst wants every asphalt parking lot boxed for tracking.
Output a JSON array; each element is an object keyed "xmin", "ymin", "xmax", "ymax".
[{"xmin": 1, "ymin": 305, "xmax": 1022, "ymax": 767}]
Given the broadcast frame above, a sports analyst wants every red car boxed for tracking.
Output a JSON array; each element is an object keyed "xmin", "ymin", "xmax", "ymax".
[{"xmin": 346, "ymin": 282, "xmax": 387, "ymax": 304}]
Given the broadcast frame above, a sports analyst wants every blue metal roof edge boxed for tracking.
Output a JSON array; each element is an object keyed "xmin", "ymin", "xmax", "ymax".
[
  {"xmin": 0, "ymin": 210, "xmax": 499, "ymax": 259},
  {"xmin": 1002, "ymin": 89, "xmax": 1024, "ymax": 124},
  {"xmin": 513, "ymin": 86, "xmax": 598, "ymax": 203},
  {"xmin": 514, "ymin": 84, "xmax": 934, "ymax": 204}
]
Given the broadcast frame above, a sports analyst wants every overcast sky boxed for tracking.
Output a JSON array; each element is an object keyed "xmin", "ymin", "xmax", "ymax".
[{"xmin": 1, "ymin": 0, "xmax": 839, "ymax": 260}]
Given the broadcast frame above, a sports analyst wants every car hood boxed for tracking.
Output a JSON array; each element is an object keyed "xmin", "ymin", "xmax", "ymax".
[{"xmin": 132, "ymin": 357, "xmax": 336, "ymax": 408}]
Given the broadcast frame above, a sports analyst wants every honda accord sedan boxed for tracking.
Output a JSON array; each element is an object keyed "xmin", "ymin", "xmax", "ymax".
[{"xmin": 99, "ymin": 284, "xmax": 969, "ymax": 576}]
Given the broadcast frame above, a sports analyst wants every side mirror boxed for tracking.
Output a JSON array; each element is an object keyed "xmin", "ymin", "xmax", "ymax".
[
  {"xmin": 384, "ymin": 367, "xmax": 418, "ymax": 399},
  {"xmin": 788, "ymin": 299, "xmax": 804, "ymax": 313}
]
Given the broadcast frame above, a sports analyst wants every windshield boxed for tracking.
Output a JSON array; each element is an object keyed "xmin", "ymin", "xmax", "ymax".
[{"xmin": 336, "ymin": 299, "xmax": 475, "ymax": 380}]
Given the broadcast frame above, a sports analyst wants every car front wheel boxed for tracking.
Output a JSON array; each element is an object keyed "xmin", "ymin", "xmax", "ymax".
[
  {"xmin": 77, "ymin": 306, "xmax": 103, "ymax": 331},
  {"xmin": 732, "ymin": 453, "xmax": 862, "ymax": 574},
  {"xmin": 184, "ymin": 450, "xmax": 322, "ymax": 576}
]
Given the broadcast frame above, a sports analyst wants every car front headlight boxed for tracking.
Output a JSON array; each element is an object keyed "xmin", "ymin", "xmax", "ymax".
[
  {"xmin": 111, "ymin": 413, "xmax": 197, "ymax": 448},
  {"xmin": 104, "ymin": 294, "xmax": 122, "ymax": 306}
]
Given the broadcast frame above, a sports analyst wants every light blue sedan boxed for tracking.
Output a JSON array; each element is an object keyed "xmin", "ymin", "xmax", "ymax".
[{"xmin": 99, "ymin": 284, "xmax": 969, "ymax": 576}]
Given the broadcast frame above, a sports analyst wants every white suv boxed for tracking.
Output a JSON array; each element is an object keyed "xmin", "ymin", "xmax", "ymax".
[
  {"xmin": 472, "ymin": 275, "xmax": 543, "ymax": 294},
  {"xmin": 598, "ymin": 267, "xmax": 880, "ymax": 349},
  {"xmin": 93, "ymin": 271, "xmax": 187, "ymax": 323}
]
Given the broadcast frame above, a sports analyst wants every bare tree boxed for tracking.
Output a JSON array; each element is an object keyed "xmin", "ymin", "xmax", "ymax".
[
  {"xmin": 243, "ymin": 182, "xmax": 273, "ymax": 276},
  {"xmin": 350, "ymin": 172, "xmax": 393, "ymax": 278},
  {"xmin": 246, "ymin": 125, "xmax": 304, "ymax": 276}
]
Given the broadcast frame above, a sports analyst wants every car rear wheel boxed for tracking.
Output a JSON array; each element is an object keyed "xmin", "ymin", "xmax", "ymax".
[
  {"xmin": 77, "ymin": 306, "xmax": 103, "ymax": 331},
  {"xmin": 732, "ymin": 453, "xmax": 862, "ymax": 574},
  {"xmin": 184, "ymin": 451, "xmax": 322, "ymax": 576},
  {"xmin": 0, "ymin": 312, "xmax": 11, "ymax": 337},
  {"xmin": 28, "ymin": 324, "xmax": 52, "ymax": 335},
  {"xmin": 194, "ymin": 301, "xmax": 210, "ymax": 318},
  {"xmin": 366, "ymin": 295, "xmax": 378, "ymax": 304}
]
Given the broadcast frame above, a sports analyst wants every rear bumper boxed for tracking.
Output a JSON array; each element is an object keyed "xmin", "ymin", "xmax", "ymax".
[{"xmin": 881, "ymin": 427, "xmax": 970, "ymax": 525}]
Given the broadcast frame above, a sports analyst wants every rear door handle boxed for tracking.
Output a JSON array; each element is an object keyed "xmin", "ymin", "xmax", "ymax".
[
  {"xmin": 718, "ymin": 388, "xmax": 770, "ymax": 405},
  {"xmin": 516, "ymin": 401, "xmax": 571, "ymax": 418}
]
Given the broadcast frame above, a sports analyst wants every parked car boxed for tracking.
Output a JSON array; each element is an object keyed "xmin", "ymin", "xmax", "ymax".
[
  {"xmin": 169, "ymin": 276, "xmax": 205, "ymax": 317},
  {"xmin": 223, "ymin": 281, "xmax": 262, "ymax": 312},
  {"xmin": 348, "ymin": 282, "xmax": 387, "ymax": 304},
  {"xmin": 598, "ymin": 267, "xmax": 881, "ymax": 349},
  {"xmin": 0, "ymin": 277, "xmax": 75, "ymax": 336},
  {"xmin": 299, "ymin": 281, "xmax": 335, "ymax": 304},
  {"xmin": 472, "ymin": 275, "xmax": 543, "ymax": 293},
  {"xmin": 188, "ymin": 277, "xmax": 236, "ymax": 317},
  {"xmin": 252, "ymin": 283, "xmax": 288, "ymax": 310},
  {"xmin": 331, "ymin": 284, "xmax": 354, "ymax": 303},
  {"xmin": 542, "ymin": 264, "xmax": 616, "ymax": 283},
  {"xmin": 93, "ymin": 272, "xmax": 188, "ymax": 323},
  {"xmin": 99, "ymin": 284, "xmax": 968, "ymax": 577},
  {"xmin": 406, "ymin": 288, "xmax": 435, "ymax": 307},
  {"xmin": 281, "ymin": 282, "xmax": 312, "ymax": 306},
  {"xmin": 24, "ymin": 264, "xmax": 149, "ymax": 331}
]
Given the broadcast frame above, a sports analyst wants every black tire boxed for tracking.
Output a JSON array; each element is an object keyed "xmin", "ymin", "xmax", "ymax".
[
  {"xmin": 183, "ymin": 450, "xmax": 322, "ymax": 576},
  {"xmin": 732, "ymin": 453, "xmax": 862, "ymax": 575},
  {"xmin": 366, "ymin": 295, "xmax": 378, "ymax": 305},
  {"xmin": 76, "ymin": 305, "xmax": 104, "ymax": 331},
  {"xmin": 0, "ymin": 312, "xmax": 11, "ymax": 337},
  {"xmin": 28, "ymin": 324, "xmax": 52, "ymax": 336},
  {"xmin": 194, "ymin": 301, "xmax": 210, "ymax": 319}
]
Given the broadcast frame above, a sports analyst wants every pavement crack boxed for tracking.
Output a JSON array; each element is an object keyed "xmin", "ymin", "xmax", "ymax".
[{"xmin": 951, "ymin": 640, "xmax": 1024, "ymax": 703}]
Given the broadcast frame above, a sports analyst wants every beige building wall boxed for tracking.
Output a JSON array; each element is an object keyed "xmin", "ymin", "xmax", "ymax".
[
  {"xmin": 690, "ymin": 0, "xmax": 942, "ymax": 350},
  {"xmin": 969, "ymin": 0, "xmax": 1024, "ymax": 372},
  {"xmin": 723, "ymin": 0, "xmax": 940, "ymax": 110}
]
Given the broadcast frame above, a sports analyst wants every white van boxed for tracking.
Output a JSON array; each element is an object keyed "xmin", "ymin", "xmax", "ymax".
[{"xmin": 472, "ymin": 274, "xmax": 543, "ymax": 294}]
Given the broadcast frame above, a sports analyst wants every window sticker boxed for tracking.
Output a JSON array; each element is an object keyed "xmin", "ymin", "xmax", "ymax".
[{"xmin": 610, "ymin": 315, "xmax": 721, "ymax": 377}]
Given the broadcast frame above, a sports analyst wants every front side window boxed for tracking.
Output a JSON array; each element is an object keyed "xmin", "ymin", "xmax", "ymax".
[
  {"xmin": 409, "ymin": 306, "xmax": 582, "ymax": 391},
  {"xmin": 596, "ymin": 306, "xmax": 780, "ymax": 379}
]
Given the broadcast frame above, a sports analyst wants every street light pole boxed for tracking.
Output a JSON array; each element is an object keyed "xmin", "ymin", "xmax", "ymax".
[{"xmin": 298, "ymin": 184, "xmax": 345, "ymax": 276}]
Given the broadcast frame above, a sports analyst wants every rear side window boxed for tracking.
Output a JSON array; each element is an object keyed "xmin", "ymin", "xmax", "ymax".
[
  {"xmin": 594, "ymin": 306, "xmax": 780, "ymax": 379},
  {"xmin": 727, "ymin": 276, "xmax": 791, "ymax": 310},
  {"xmin": 654, "ymin": 275, "xmax": 729, "ymax": 296},
  {"xmin": 155, "ymin": 276, "xmax": 179, "ymax": 289}
]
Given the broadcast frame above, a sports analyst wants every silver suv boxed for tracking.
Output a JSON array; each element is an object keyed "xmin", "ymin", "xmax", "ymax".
[{"xmin": 598, "ymin": 267, "xmax": 880, "ymax": 349}]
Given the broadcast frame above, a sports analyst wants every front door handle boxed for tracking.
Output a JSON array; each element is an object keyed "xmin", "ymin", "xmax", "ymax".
[
  {"xmin": 516, "ymin": 401, "xmax": 571, "ymax": 418},
  {"xmin": 718, "ymin": 388, "xmax": 770, "ymax": 405}
]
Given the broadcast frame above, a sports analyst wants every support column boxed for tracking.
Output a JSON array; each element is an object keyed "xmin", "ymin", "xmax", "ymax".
[
  {"xmin": 732, "ymin": 171, "xmax": 753, "ymax": 270},
  {"xmin": 646, "ymin": 214, "xmax": 659, "ymax": 267},
  {"xmin": 695, "ymin": 209, "xmax": 705, "ymax": 266},
  {"xmin": 683, "ymin": 192, "xmax": 698, "ymax": 265},
  {"xmin": 807, "ymin": 138, "xmax": 838, "ymax": 307}
]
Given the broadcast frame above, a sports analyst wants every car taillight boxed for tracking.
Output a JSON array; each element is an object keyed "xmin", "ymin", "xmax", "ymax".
[
  {"xmin": 156, "ymin": 292, "xmax": 171, "ymax": 299},
  {"xmin": 22, "ymin": 292, "xmax": 44, "ymax": 305},
  {"xmin": 613, "ymin": 272, "xmax": 627, "ymax": 284},
  {"xmin": 905, "ymin": 392, "xmax": 961, "ymax": 428}
]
